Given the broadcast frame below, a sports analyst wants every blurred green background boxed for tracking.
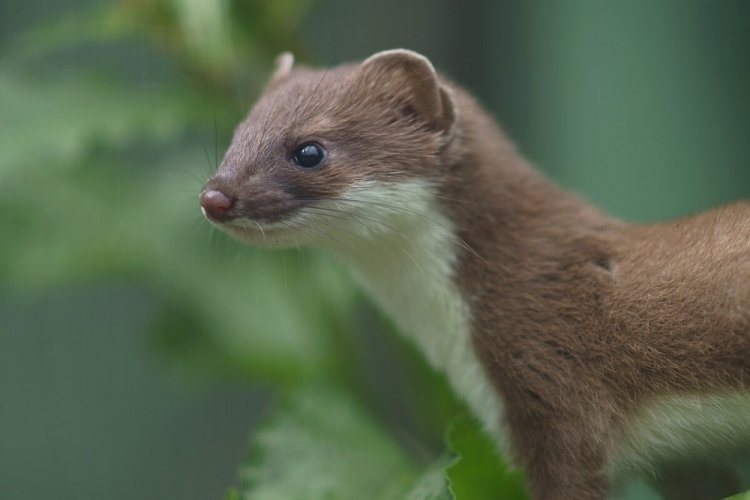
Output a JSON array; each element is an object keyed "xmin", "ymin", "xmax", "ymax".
[{"xmin": 1, "ymin": 1, "xmax": 749, "ymax": 499}]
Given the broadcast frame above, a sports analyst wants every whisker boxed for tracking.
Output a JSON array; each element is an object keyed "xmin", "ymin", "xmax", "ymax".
[
  {"xmin": 332, "ymin": 197, "xmax": 487, "ymax": 265},
  {"xmin": 296, "ymin": 216, "xmax": 399, "ymax": 268},
  {"xmin": 301, "ymin": 205, "xmax": 413, "ymax": 246},
  {"xmin": 255, "ymin": 221, "xmax": 267, "ymax": 242},
  {"xmin": 299, "ymin": 210, "xmax": 423, "ymax": 274},
  {"xmin": 301, "ymin": 214, "xmax": 372, "ymax": 252},
  {"xmin": 213, "ymin": 112, "xmax": 219, "ymax": 173},
  {"xmin": 299, "ymin": 219, "xmax": 361, "ymax": 256},
  {"xmin": 160, "ymin": 166, "xmax": 208, "ymax": 187},
  {"xmin": 256, "ymin": 87, "xmax": 284, "ymax": 154},
  {"xmin": 201, "ymin": 143, "xmax": 214, "ymax": 173},
  {"xmin": 294, "ymin": 196, "xmax": 486, "ymax": 265},
  {"xmin": 195, "ymin": 33, "xmax": 222, "ymax": 178},
  {"xmin": 295, "ymin": 68, "xmax": 330, "ymax": 125},
  {"xmin": 208, "ymin": 224, "xmax": 218, "ymax": 250}
]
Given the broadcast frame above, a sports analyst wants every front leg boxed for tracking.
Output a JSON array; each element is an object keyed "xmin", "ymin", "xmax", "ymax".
[{"xmin": 505, "ymin": 398, "xmax": 612, "ymax": 500}]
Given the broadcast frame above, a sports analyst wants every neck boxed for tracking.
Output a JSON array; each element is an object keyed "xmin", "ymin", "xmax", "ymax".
[
  {"xmin": 317, "ymin": 89, "xmax": 617, "ymax": 443},
  {"xmin": 319, "ymin": 179, "xmax": 506, "ymax": 441}
]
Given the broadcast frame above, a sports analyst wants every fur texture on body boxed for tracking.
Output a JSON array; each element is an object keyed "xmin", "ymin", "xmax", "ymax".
[{"xmin": 200, "ymin": 49, "xmax": 750, "ymax": 499}]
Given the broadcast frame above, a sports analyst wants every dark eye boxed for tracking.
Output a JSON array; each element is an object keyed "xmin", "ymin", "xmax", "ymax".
[{"xmin": 292, "ymin": 143, "xmax": 326, "ymax": 169}]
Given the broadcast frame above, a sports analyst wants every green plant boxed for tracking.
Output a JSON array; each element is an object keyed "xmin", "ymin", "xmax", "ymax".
[
  {"xmin": 0, "ymin": 1, "xmax": 526, "ymax": 498},
  {"xmin": 3, "ymin": 2, "xmax": 748, "ymax": 498}
]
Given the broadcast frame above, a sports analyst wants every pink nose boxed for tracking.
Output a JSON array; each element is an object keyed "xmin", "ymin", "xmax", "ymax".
[{"xmin": 200, "ymin": 190, "xmax": 233, "ymax": 220}]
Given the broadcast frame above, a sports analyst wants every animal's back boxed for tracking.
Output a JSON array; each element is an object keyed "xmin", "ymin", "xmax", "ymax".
[{"xmin": 607, "ymin": 201, "xmax": 750, "ymax": 397}]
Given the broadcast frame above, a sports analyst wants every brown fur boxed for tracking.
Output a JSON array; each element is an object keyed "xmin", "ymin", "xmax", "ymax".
[
  {"xmin": 202, "ymin": 50, "xmax": 750, "ymax": 499},
  {"xmin": 447, "ymin": 87, "xmax": 750, "ymax": 498}
]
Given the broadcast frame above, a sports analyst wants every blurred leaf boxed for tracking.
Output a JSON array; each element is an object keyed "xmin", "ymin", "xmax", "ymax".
[
  {"xmin": 446, "ymin": 416, "xmax": 528, "ymax": 500},
  {"xmin": 0, "ymin": 104, "xmax": 359, "ymax": 380},
  {"xmin": 116, "ymin": 0, "xmax": 316, "ymax": 85},
  {"xmin": 171, "ymin": 0, "xmax": 234, "ymax": 67},
  {"xmin": 0, "ymin": 70, "xmax": 200, "ymax": 181},
  {"xmin": 0, "ymin": 27, "xmax": 355, "ymax": 384},
  {"xmin": 725, "ymin": 490, "xmax": 750, "ymax": 500},
  {"xmin": 4, "ymin": 4, "xmax": 135, "ymax": 61},
  {"xmin": 402, "ymin": 458, "xmax": 455, "ymax": 500},
  {"xmin": 0, "ymin": 0, "xmax": 338, "ymax": 386},
  {"xmin": 239, "ymin": 385, "xmax": 454, "ymax": 500},
  {"xmin": 228, "ymin": 0, "xmax": 315, "ymax": 46}
]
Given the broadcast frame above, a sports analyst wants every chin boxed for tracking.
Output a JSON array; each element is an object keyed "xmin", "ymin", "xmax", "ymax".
[{"xmin": 209, "ymin": 219, "xmax": 311, "ymax": 249}]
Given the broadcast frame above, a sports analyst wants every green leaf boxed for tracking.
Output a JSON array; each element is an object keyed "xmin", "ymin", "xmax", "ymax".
[
  {"xmin": 171, "ymin": 0, "xmax": 234, "ymax": 67},
  {"xmin": 725, "ymin": 490, "xmax": 750, "ymax": 500},
  {"xmin": 0, "ymin": 70, "xmax": 199, "ymax": 181},
  {"xmin": 402, "ymin": 458, "xmax": 455, "ymax": 500},
  {"xmin": 446, "ymin": 415, "xmax": 528, "ymax": 500},
  {"xmin": 5, "ymin": 4, "xmax": 136, "ymax": 62},
  {"xmin": 239, "ymin": 385, "xmax": 454, "ymax": 500},
  {"xmin": 0, "ymin": 140, "xmax": 356, "ymax": 383}
]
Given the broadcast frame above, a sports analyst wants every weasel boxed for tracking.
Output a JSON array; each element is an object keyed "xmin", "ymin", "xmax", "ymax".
[{"xmin": 199, "ymin": 49, "xmax": 750, "ymax": 499}]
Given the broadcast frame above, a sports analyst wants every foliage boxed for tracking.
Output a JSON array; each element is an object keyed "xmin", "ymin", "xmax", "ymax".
[
  {"xmin": 0, "ymin": 1, "xmax": 528, "ymax": 498},
  {"xmin": 238, "ymin": 385, "xmax": 526, "ymax": 500},
  {"xmin": 240, "ymin": 385, "xmax": 450, "ymax": 500},
  {"xmin": 445, "ymin": 417, "xmax": 527, "ymax": 499},
  {"xmin": 1, "ymin": 0, "xmax": 351, "ymax": 384},
  {"xmin": 3, "ymin": 1, "xmax": 748, "ymax": 499}
]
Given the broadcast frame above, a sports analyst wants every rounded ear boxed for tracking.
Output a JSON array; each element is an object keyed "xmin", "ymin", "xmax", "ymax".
[
  {"xmin": 356, "ymin": 49, "xmax": 456, "ymax": 135},
  {"xmin": 269, "ymin": 51, "xmax": 294, "ymax": 85}
]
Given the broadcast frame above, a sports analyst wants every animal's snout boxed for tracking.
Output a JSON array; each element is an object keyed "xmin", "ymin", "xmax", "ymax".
[{"xmin": 200, "ymin": 189, "xmax": 234, "ymax": 221}]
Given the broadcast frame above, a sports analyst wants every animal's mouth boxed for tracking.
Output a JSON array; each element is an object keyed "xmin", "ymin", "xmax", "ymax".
[
  {"xmin": 202, "ymin": 208, "xmax": 304, "ymax": 247},
  {"xmin": 227, "ymin": 220, "xmax": 291, "ymax": 238}
]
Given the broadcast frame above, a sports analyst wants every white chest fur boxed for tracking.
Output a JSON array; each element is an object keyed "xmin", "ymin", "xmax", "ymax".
[{"xmin": 316, "ymin": 180, "xmax": 506, "ymax": 443}]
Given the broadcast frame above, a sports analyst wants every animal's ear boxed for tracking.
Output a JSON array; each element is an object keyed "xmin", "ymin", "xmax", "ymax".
[
  {"xmin": 355, "ymin": 49, "xmax": 456, "ymax": 135},
  {"xmin": 269, "ymin": 51, "xmax": 294, "ymax": 85}
]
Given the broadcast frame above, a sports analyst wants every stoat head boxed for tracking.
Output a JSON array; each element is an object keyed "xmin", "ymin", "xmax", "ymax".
[{"xmin": 200, "ymin": 49, "xmax": 457, "ymax": 247}]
